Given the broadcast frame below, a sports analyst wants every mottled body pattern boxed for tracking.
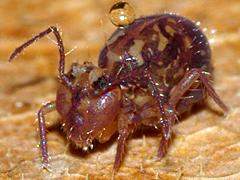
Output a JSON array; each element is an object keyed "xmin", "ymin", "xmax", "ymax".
[{"xmin": 9, "ymin": 14, "xmax": 227, "ymax": 172}]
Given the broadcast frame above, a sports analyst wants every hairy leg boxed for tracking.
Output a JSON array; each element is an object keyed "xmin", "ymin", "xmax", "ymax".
[
  {"xmin": 114, "ymin": 97, "xmax": 141, "ymax": 172},
  {"xmin": 37, "ymin": 101, "xmax": 56, "ymax": 169},
  {"xmin": 169, "ymin": 68, "xmax": 228, "ymax": 113},
  {"xmin": 145, "ymin": 69, "xmax": 178, "ymax": 158},
  {"xmin": 174, "ymin": 89, "xmax": 204, "ymax": 114},
  {"xmin": 156, "ymin": 68, "xmax": 228, "ymax": 158}
]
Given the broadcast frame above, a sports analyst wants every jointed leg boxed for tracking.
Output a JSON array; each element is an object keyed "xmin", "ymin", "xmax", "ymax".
[
  {"xmin": 174, "ymin": 89, "xmax": 204, "ymax": 114},
  {"xmin": 144, "ymin": 68, "xmax": 228, "ymax": 159},
  {"xmin": 37, "ymin": 101, "xmax": 56, "ymax": 169},
  {"xmin": 145, "ymin": 70, "xmax": 178, "ymax": 158},
  {"xmin": 114, "ymin": 131, "xmax": 130, "ymax": 172},
  {"xmin": 169, "ymin": 68, "xmax": 228, "ymax": 113},
  {"xmin": 8, "ymin": 26, "xmax": 72, "ymax": 88},
  {"xmin": 114, "ymin": 97, "xmax": 140, "ymax": 172}
]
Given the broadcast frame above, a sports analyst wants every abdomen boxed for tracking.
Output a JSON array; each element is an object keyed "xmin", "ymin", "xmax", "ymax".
[{"xmin": 99, "ymin": 14, "xmax": 212, "ymax": 80}]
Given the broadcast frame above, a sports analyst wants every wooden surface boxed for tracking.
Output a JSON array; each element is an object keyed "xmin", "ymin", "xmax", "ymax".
[{"xmin": 0, "ymin": 0, "xmax": 240, "ymax": 179}]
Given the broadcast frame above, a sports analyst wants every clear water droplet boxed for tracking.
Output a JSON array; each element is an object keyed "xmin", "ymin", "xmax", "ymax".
[{"xmin": 109, "ymin": 1, "xmax": 136, "ymax": 28}]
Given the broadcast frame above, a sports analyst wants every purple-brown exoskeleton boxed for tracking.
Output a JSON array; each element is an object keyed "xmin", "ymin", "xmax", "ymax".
[{"xmin": 9, "ymin": 14, "xmax": 228, "ymax": 172}]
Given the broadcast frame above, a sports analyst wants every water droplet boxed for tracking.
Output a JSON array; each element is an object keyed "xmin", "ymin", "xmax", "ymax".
[{"xmin": 109, "ymin": 1, "xmax": 135, "ymax": 28}]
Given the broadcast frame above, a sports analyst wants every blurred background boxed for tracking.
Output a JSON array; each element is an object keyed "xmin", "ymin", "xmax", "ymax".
[{"xmin": 0, "ymin": 0, "xmax": 240, "ymax": 179}]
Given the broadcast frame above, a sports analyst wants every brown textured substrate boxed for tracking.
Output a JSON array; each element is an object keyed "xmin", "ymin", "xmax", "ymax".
[{"xmin": 0, "ymin": 0, "xmax": 240, "ymax": 179}]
